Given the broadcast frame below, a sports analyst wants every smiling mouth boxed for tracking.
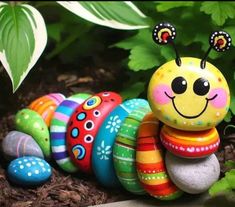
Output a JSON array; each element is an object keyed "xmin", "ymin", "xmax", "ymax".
[{"xmin": 164, "ymin": 92, "xmax": 218, "ymax": 119}]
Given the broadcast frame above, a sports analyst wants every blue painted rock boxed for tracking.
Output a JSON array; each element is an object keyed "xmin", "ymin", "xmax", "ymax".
[
  {"xmin": 7, "ymin": 156, "xmax": 52, "ymax": 186},
  {"xmin": 92, "ymin": 99, "xmax": 149, "ymax": 188},
  {"xmin": 15, "ymin": 109, "xmax": 51, "ymax": 159},
  {"xmin": 2, "ymin": 131, "xmax": 44, "ymax": 161},
  {"xmin": 50, "ymin": 93, "xmax": 91, "ymax": 173}
]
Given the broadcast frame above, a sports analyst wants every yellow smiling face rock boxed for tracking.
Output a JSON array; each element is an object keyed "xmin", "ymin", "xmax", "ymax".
[{"xmin": 148, "ymin": 57, "xmax": 230, "ymax": 131}]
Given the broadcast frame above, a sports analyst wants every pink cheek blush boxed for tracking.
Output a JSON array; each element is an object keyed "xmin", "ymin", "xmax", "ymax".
[
  {"xmin": 153, "ymin": 84, "xmax": 173, "ymax": 105},
  {"xmin": 208, "ymin": 88, "xmax": 228, "ymax": 108}
]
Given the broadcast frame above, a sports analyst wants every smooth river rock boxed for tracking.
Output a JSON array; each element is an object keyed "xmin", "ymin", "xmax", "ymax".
[
  {"xmin": 2, "ymin": 131, "xmax": 44, "ymax": 161},
  {"xmin": 7, "ymin": 156, "xmax": 52, "ymax": 186},
  {"xmin": 165, "ymin": 151, "xmax": 220, "ymax": 194}
]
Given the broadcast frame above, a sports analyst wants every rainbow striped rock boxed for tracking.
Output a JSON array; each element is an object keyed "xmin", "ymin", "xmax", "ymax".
[
  {"xmin": 136, "ymin": 113, "xmax": 183, "ymax": 200},
  {"xmin": 113, "ymin": 105, "xmax": 150, "ymax": 194},
  {"xmin": 50, "ymin": 93, "xmax": 91, "ymax": 173},
  {"xmin": 29, "ymin": 93, "xmax": 65, "ymax": 127}
]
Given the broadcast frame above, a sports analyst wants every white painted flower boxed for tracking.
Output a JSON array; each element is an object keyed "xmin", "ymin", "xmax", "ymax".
[
  {"xmin": 105, "ymin": 115, "xmax": 121, "ymax": 133},
  {"xmin": 97, "ymin": 141, "xmax": 112, "ymax": 160}
]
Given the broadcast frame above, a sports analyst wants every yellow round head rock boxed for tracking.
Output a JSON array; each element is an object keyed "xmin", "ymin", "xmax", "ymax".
[{"xmin": 148, "ymin": 23, "xmax": 231, "ymax": 131}]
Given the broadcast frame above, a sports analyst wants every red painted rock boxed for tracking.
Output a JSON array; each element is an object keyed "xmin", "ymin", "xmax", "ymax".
[
  {"xmin": 67, "ymin": 92, "xmax": 122, "ymax": 173},
  {"xmin": 160, "ymin": 125, "xmax": 220, "ymax": 158}
]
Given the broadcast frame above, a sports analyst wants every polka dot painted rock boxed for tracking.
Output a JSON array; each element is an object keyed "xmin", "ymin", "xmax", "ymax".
[
  {"xmin": 165, "ymin": 152, "xmax": 220, "ymax": 194},
  {"xmin": 29, "ymin": 93, "xmax": 65, "ymax": 127},
  {"xmin": 67, "ymin": 92, "xmax": 122, "ymax": 173},
  {"xmin": 7, "ymin": 156, "xmax": 52, "ymax": 186},
  {"xmin": 136, "ymin": 113, "xmax": 182, "ymax": 200},
  {"xmin": 92, "ymin": 99, "xmax": 149, "ymax": 188},
  {"xmin": 50, "ymin": 93, "xmax": 91, "ymax": 173},
  {"xmin": 113, "ymin": 106, "xmax": 150, "ymax": 194},
  {"xmin": 15, "ymin": 109, "xmax": 51, "ymax": 159},
  {"xmin": 160, "ymin": 125, "xmax": 220, "ymax": 158},
  {"xmin": 2, "ymin": 131, "xmax": 44, "ymax": 161}
]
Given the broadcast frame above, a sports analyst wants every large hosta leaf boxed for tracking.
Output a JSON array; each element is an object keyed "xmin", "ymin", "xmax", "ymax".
[
  {"xmin": 0, "ymin": 2, "xmax": 47, "ymax": 92},
  {"xmin": 57, "ymin": 1, "xmax": 149, "ymax": 30}
]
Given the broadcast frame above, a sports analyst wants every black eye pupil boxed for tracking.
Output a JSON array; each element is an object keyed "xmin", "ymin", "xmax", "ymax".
[
  {"xmin": 171, "ymin": 76, "xmax": 187, "ymax": 94},
  {"xmin": 193, "ymin": 78, "xmax": 210, "ymax": 96}
]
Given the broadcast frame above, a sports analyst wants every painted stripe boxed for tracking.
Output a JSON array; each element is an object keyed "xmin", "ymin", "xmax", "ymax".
[
  {"xmin": 51, "ymin": 139, "xmax": 65, "ymax": 146},
  {"xmin": 52, "ymin": 145, "xmax": 67, "ymax": 153},
  {"xmin": 53, "ymin": 151, "xmax": 68, "ymax": 160},
  {"xmin": 53, "ymin": 112, "xmax": 70, "ymax": 122},
  {"xmin": 50, "ymin": 126, "xmax": 66, "ymax": 132},
  {"xmin": 51, "ymin": 132, "xmax": 66, "ymax": 139},
  {"xmin": 136, "ymin": 150, "xmax": 163, "ymax": 163},
  {"xmin": 113, "ymin": 154, "xmax": 134, "ymax": 162},
  {"xmin": 60, "ymin": 100, "xmax": 80, "ymax": 108},
  {"xmin": 56, "ymin": 106, "xmax": 74, "ymax": 116},
  {"xmin": 56, "ymin": 157, "xmax": 70, "ymax": 164}
]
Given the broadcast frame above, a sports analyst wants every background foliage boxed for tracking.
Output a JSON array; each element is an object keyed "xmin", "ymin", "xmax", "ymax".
[{"xmin": 34, "ymin": 1, "xmax": 235, "ymax": 121}]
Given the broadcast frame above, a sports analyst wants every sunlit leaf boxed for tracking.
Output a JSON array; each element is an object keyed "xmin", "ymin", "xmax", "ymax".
[
  {"xmin": 0, "ymin": 2, "xmax": 47, "ymax": 92},
  {"xmin": 57, "ymin": 1, "xmax": 149, "ymax": 30}
]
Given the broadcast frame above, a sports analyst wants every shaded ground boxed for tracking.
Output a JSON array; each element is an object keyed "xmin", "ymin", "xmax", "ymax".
[{"xmin": 0, "ymin": 56, "xmax": 235, "ymax": 207}]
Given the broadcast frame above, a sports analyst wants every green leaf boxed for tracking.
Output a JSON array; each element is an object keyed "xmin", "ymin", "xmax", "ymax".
[
  {"xmin": 128, "ymin": 44, "xmax": 161, "ymax": 71},
  {"xmin": 225, "ymin": 161, "xmax": 235, "ymax": 169},
  {"xmin": 225, "ymin": 170, "xmax": 235, "ymax": 189},
  {"xmin": 0, "ymin": 2, "xmax": 47, "ymax": 92},
  {"xmin": 57, "ymin": 1, "xmax": 149, "ymax": 30},
  {"xmin": 113, "ymin": 29, "xmax": 151, "ymax": 50},
  {"xmin": 156, "ymin": 1, "xmax": 194, "ymax": 12},
  {"xmin": 200, "ymin": 2, "xmax": 235, "ymax": 26},
  {"xmin": 224, "ymin": 110, "xmax": 232, "ymax": 123},
  {"xmin": 224, "ymin": 26, "xmax": 235, "ymax": 47},
  {"xmin": 209, "ymin": 177, "xmax": 232, "ymax": 196},
  {"xmin": 120, "ymin": 82, "xmax": 145, "ymax": 100},
  {"xmin": 47, "ymin": 23, "xmax": 64, "ymax": 42},
  {"xmin": 114, "ymin": 29, "xmax": 162, "ymax": 71}
]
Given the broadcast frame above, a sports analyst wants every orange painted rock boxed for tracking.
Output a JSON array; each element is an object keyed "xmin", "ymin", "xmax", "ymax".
[
  {"xmin": 136, "ymin": 112, "xmax": 183, "ymax": 200},
  {"xmin": 29, "ymin": 93, "xmax": 65, "ymax": 127},
  {"xmin": 160, "ymin": 125, "xmax": 220, "ymax": 158}
]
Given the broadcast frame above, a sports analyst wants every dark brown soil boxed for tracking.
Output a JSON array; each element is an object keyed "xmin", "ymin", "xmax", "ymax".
[{"xmin": 0, "ymin": 56, "xmax": 235, "ymax": 207}]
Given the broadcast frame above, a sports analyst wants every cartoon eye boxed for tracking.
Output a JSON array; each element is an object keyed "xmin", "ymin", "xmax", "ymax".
[
  {"xmin": 93, "ymin": 110, "xmax": 101, "ymax": 117},
  {"xmin": 84, "ymin": 134, "xmax": 94, "ymax": 143},
  {"xmin": 84, "ymin": 120, "xmax": 94, "ymax": 131},
  {"xmin": 193, "ymin": 78, "xmax": 210, "ymax": 96},
  {"xmin": 83, "ymin": 96, "xmax": 101, "ymax": 110},
  {"xmin": 171, "ymin": 76, "xmax": 187, "ymax": 94}
]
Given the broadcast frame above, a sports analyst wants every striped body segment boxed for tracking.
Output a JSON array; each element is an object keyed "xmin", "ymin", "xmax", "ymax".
[
  {"xmin": 136, "ymin": 113, "xmax": 182, "ymax": 200},
  {"xmin": 29, "ymin": 93, "xmax": 65, "ymax": 126},
  {"xmin": 113, "ymin": 106, "xmax": 150, "ymax": 194},
  {"xmin": 160, "ymin": 125, "xmax": 220, "ymax": 158},
  {"xmin": 50, "ymin": 93, "xmax": 91, "ymax": 173}
]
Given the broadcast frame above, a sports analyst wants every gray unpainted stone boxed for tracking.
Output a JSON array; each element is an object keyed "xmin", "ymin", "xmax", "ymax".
[
  {"xmin": 165, "ymin": 151, "xmax": 220, "ymax": 194},
  {"xmin": 2, "ymin": 131, "xmax": 44, "ymax": 161}
]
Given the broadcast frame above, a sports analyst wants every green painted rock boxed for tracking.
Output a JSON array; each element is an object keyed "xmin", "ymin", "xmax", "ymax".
[
  {"xmin": 113, "ymin": 105, "xmax": 150, "ymax": 194},
  {"xmin": 15, "ymin": 109, "xmax": 51, "ymax": 159}
]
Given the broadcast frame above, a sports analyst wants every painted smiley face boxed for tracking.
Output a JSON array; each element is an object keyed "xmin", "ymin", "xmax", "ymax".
[{"xmin": 148, "ymin": 57, "xmax": 230, "ymax": 131}]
